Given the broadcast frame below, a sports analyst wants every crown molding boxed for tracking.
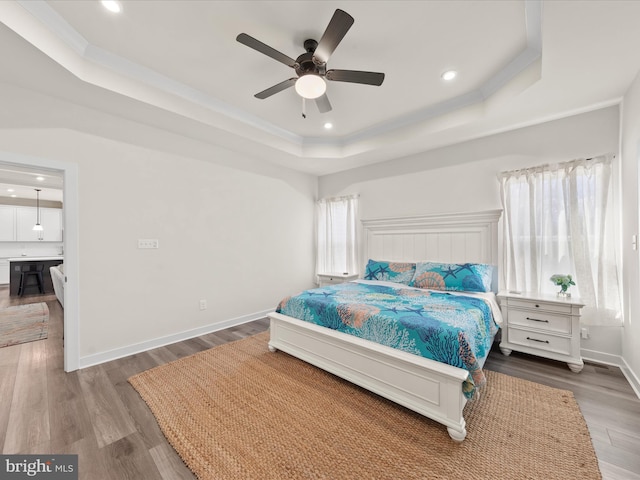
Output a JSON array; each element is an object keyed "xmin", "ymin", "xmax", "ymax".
[{"xmin": 7, "ymin": 0, "xmax": 542, "ymax": 160}]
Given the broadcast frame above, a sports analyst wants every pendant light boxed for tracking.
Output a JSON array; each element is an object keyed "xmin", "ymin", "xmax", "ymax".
[{"xmin": 33, "ymin": 188, "xmax": 43, "ymax": 231}]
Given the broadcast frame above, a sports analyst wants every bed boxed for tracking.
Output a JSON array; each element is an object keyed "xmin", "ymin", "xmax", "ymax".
[{"xmin": 268, "ymin": 210, "xmax": 502, "ymax": 441}]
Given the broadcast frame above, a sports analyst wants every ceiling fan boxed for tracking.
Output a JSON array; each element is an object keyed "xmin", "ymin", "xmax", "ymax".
[{"xmin": 236, "ymin": 9, "xmax": 385, "ymax": 115}]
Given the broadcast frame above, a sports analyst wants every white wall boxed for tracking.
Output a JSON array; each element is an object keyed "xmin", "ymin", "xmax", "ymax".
[
  {"xmin": 2, "ymin": 74, "xmax": 634, "ymax": 381},
  {"xmin": 620, "ymin": 70, "xmax": 640, "ymax": 393},
  {"xmin": 0, "ymin": 82, "xmax": 317, "ymax": 364},
  {"xmin": 319, "ymin": 106, "xmax": 622, "ymax": 358}
]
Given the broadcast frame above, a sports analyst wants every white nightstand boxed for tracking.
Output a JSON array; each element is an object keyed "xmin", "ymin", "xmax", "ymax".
[
  {"xmin": 497, "ymin": 291, "xmax": 584, "ymax": 373},
  {"xmin": 317, "ymin": 273, "xmax": 359, "ymax": 287}
]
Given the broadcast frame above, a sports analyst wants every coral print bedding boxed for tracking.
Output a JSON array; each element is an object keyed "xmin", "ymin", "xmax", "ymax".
[
  {"xmin": 276, "ymin": 281, "xmax": 501, "ymax": 398},
  {"xmin": 411, "ymin": 262, "xmax": 494, "ymax": 293},
  {"xmin": 363, "ymin": 260, "xmax": 416, "ymax": 285}
]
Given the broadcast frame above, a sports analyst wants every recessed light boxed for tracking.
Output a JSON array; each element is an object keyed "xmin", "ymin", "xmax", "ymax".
[
  {"xmin": 36, "ymin": 176, "xmax": 45, "ymax": 181},
  {"xmin": 324, "ymin": 122, "xmax": 333, "ymax": 130},
  {"xmin": 7, "ymin": 188, "xmax": 14, "ymax": 192},
  {"xmin": 441, "ymin": 70, "xmax": 457, "ymax": 81},
  {"xmin": 101, "ymin": 0, "xmax": 122, "ymax": 13},
  {"xmin": 10, "ymin": 195, "xmax": 16, "ymax": 198}
]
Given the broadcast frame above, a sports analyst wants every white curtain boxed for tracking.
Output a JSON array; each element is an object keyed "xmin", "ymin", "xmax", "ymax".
[
  {"xmin": 500, "ymin": 155, "xmax": 621, "ymax": 326},
  {"xmin": 316, "ymin": 194, "xmax": 359, "ymax": 278}
]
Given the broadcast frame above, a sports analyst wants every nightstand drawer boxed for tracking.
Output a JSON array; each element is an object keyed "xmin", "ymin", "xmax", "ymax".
[
  {"xmin": 318, "ymin": 273, "xmax": 359, "ymax": 287},
  {"xmin": 507, "ymin": 309, "xmax": 571, "ymax": 334},
  {"xmin": 507, "ymin": 327, "xmax": 572, "ymax": 356},
  {"xmin": 322, "ymin": 276, "xmax": 346, "ymax": 284},
  {"xmin": 507, "ymin": 298, "xmax": 572, "ymax": 314}
]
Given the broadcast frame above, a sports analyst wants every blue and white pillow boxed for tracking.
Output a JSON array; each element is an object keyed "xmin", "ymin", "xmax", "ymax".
[
  {"xmin": 410, "ymin": 262, "xmax": 494, "ymax": 292},
  {"xmin": 364, "ymin": 260, "xmax": 416, "ymax": 285}
]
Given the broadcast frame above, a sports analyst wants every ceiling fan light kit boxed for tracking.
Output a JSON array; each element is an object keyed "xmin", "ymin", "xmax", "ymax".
[
  {"xmin": 442, "ymin": 70, "xmax": 457, "ymax": 81},
  {"xmin": 295, "ymin": 75, "xmax": 326, "ymax": 99},
  {"xmin": 236, "ymin": 9, "xmax": 385, "ymax": 116},
  {"xmin": 101, "ymin": 0, "xmax": 122, "ymax": 14}
]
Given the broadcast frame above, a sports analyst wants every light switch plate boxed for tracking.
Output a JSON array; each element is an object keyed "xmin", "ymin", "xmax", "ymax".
[{"xmin": 138, "ymin": 239, "xmax": 159, "ymax": 249}]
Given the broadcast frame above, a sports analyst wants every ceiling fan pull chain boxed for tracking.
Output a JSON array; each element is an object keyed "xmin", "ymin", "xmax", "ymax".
[{"xmin": 302, "ymin": 97, "xmax": 307, "ymax": 119}]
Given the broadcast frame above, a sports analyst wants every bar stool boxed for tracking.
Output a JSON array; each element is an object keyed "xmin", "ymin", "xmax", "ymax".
[{"xmin": 18, "ymin": 263, "xmax": 45, "ymax": 296}]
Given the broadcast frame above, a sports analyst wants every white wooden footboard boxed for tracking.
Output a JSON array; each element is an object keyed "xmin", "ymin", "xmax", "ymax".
[{"xmin": 268, "ymin": 312, "xmax": 470, "ymax": 441}]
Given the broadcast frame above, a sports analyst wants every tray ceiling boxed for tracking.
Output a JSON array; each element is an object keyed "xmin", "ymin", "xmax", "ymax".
[{"xmin": 0, "ymin": 1, "xmax": 639, "ymax": 175}]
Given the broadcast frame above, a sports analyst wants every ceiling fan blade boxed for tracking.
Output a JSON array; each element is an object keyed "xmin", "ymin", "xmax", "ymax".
[
  {"xmin": 236, "ymin": 33, "xmax": 297, "ymax": 68},
  {"xmin": 326, "ymin": 69, "xmax": 385, "ymax": 86},
  {"xmin": 315, "ymin": 93, "xmax": 332, "ymax": 113},
  {"xmin": 255, "ymin": 78, "xmax": 297, "ymax": 99},
  {"xmin": 313, "ymin": 9, "xmax": 354, "ymax": 65}
]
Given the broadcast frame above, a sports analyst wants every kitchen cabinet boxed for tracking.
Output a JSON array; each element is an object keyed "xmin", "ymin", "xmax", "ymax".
[
  {"xmin": 15, "ymin": 206, "xmax": 40, "ymax": 241},
  {"xmin": 0, "ymin": 206, "xmax": 16, "ymax": 241},
  {"xmin": 14, "ymin": 206, "xmax": 62, "ymax": 242},
  {"xmin": 40, "ymin": 208, "xmax": 62, "ymax": 241}
]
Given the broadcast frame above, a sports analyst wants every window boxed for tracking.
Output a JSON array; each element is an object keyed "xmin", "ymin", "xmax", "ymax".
[
  {"xmin": 500, "ymin": 155, "xmax": 621, "ymax": 326},
  {"xmin": 316, "ymin": 195, "xmax": 359, "ymax": 278}
]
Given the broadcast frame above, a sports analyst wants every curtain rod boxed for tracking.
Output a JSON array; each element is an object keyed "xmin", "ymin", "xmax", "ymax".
[{"xmin": 499, "ymin": 153, "xmax": 615, "ymax": 177}]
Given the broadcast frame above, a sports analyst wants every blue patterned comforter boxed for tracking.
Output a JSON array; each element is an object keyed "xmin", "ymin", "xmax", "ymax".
[{"xmin": 276, "ymin": 281, "xmax": 501, "ymax": 398}]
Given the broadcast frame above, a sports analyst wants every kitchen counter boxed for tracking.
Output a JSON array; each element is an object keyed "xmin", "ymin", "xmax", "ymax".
[
  {"xmin": 9, "ymin": 257, "xmax": 64, "ymax": 296},
  {"xmin": 9, "ymin": 256, "xmax": 64, "ymax": 262}
]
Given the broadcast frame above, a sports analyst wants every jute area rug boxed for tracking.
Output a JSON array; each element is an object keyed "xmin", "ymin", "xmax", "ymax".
[
  {"xmin": 0, "ymin": 302, "xmax": 49, "ymax": 348},
  {"xmin": 129, "ymin": 332, "xmax": 601, "ymax": 480}
]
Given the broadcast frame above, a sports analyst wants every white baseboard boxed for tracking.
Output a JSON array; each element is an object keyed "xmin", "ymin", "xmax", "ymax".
[
  {"xmin": 621, "ymin": 359, "xmax": 640, "ymax": 400},
  {"xmin": 78, "ymin": 319, "xmax": 640, "ymax": 400},
  {"xmin": 580, "ymin": 348, "xmax": 623, "ymax": 367},
  {"xmin": 79, "ymin": 309, "xmax": 272, "ymax": 369},
  {"xmin": 581, "ymin": 348, "xmax": 640, "ymax": 400}
]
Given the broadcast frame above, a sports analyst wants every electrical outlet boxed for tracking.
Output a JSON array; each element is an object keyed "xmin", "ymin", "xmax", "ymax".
[
  {"xmin": 581, "ymin": 327, "xmax": 590, "ymax": 339},
  {"xmin": 199, "ymin": 299, "xmax": 207, "ymax": 310},
  {"xmin": 138, "ymin": 239, "xmax": 159, "ymax": 249}
]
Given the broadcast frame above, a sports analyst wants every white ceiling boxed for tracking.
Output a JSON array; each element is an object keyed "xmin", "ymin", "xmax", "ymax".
[
  {"xmin": 0, "ymin": 0, "xmax": 639, "ymax": 175},
  {"xmin": 0, "ymin": 165, "xmax": 63, "ymax": 202}
]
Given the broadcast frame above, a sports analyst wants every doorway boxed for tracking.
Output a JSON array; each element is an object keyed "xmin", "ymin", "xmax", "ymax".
[{"xmin": 0, "ymin": 153, "xmax": 79, "ymax": 371}]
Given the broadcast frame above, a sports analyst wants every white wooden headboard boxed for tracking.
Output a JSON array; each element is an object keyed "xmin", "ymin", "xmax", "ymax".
[{"xmin": 361, "ymin": 210, "xmax": 502, "ymax": 288}]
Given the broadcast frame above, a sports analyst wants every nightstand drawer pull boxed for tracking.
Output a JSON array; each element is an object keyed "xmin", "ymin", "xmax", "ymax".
[
  {"xmin": 506, "ymin": 327, "xmax": 572, "ymax": 355},
  {"xmin": 526, "ymin": 317, "xmax": 549, "ymax": 323},
  {"xmin": 526, "ymin": 337, "xmax": 550, "ymax": 344},
  {"xmin": 508, "ymin": 309, "xmax": 571, "ymax": 334}
]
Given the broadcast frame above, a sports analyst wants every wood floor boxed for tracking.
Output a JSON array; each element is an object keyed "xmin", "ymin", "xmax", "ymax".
[{"xmin": 1, "ymin": 287, "xmax": 639, "ymax": 479}]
